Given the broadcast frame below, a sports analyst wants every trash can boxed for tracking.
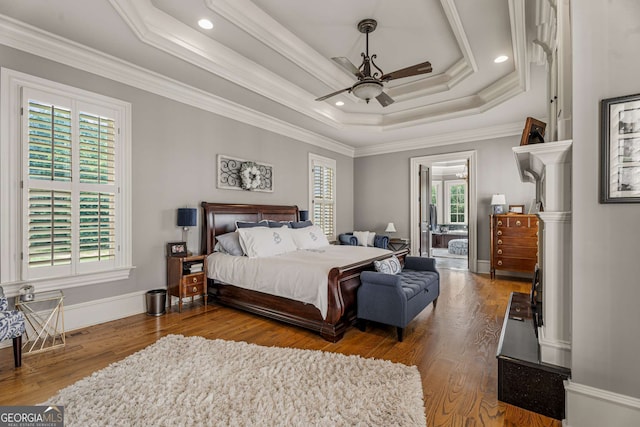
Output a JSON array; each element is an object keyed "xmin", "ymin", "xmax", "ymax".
[{"xmin": 146, "ymin": 289, "xmax": 166, "ymax": 316}]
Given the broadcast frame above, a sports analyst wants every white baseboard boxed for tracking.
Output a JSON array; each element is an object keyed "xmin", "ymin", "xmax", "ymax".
[
  {"xmin": 1, "ymin": 290, "xmax": 148, "ymax": 349},
  {"xmin": 63, "ymin": 290, "xmax": 148, "ymax": 332},
  {"xmin": 538, "ymin": 327, "xmax": 571, "ymax": 368},
  {"xmin": 565, "ymin": 380, "xmax": 640, "ymax": 427}
]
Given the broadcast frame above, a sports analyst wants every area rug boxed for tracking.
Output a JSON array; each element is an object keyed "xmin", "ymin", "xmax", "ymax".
[{"xmin": 43, "ymin": 334, "xmax": 426, "ymax": 426}]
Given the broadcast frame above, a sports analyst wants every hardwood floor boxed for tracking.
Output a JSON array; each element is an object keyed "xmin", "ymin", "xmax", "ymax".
[{"xmin": 0, "ymin": 270, "xmax": 560, "ymax": 426}]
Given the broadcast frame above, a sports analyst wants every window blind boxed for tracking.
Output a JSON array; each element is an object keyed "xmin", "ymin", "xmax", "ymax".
[{"xmin": 310, "ymin": 157, "xmax": 336, "ymax": 238}]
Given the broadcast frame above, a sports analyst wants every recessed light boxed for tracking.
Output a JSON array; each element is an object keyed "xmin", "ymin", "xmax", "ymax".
[
  {"xmin": 335, "ymin": 101, "xmax": 345, "ymax": 106},
  {"xmin": 198, "ymin": 19, "xmax": 214, "ymax": 30},
  {"xmin": 494, "ymin": 55, "xmax": 509, "ymax": 63}
]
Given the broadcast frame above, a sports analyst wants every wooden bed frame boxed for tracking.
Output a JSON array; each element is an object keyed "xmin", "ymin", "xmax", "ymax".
[{"xmin": 200, "ymin": 202, "xmax": 406, "ymax": 342}]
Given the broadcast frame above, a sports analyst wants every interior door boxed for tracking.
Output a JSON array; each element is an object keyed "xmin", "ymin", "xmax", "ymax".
[{"xmin": 419, "ymin": 165, "xmax": 431, "ymax": 256}]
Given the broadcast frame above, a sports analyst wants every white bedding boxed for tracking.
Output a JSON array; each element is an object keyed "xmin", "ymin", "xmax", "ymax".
[{"xmin": 206, "ymin": 245, "xmax": 392, "ymax": 319}]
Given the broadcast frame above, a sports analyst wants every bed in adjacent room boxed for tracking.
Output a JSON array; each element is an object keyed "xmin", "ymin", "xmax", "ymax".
[{"xmin": 201, "ymin": 202, "xmax": 406, "ymax": 342}]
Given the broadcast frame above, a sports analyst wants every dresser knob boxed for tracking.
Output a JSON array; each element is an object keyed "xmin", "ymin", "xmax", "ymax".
[
  {"xmin": 536, "ymin": 231, "xmax": 539, "ymax": 236},
  {"xmin": 193, "ymin": 277, "xmax": 197, "ymax": 283},
  {"xmin": 497, "ymin": 239, "xmax": 502, "ymax": 245},
  {"xmin": 497, "ymin": 260, "xmax": 503, "ymax": 266},
  {"xmin": 497, "ymin": 249, "xmax": 503, "ymax": 255},
  {"xmin": 497, "ymin": 230, "xmax": 502, "ymax": 236},
  {"xmin": 516, "ymin": 220, "xmax": 522, "ymax": 226},
  {"xmin": 497, "ymin": 220, "xmax": 503, "ymax": 226},
  {"xmin": 192, "ymin": 286, "xmax": 198, "ymax": 293}
]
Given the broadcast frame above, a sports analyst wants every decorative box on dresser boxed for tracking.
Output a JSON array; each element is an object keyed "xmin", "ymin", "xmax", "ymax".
[
  {"xmin": 490, "ymin": 214, "xmax": 539, "ymax": 278},
  {"xmin": 167, "ymin": 254, "xmax": 208, "ymax": 312}
]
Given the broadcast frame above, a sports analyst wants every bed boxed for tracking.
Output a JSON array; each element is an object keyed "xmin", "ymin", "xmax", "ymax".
[{"xmin": 200, "ymin": 202, "xmax": 407, "ymax": 342}]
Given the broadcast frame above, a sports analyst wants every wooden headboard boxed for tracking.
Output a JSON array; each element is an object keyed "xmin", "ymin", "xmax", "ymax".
[{"xmin": 200, "ymin": 202, "xmax": 300, "ymax": 255}]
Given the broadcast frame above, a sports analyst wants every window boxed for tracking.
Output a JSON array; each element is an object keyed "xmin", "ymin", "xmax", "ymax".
[
  {"xmin": 1, "ymin": 69, "xmax": 132, "ymax": 292},
  {"xmin": 445, "ymin": 180, "xmax": 467, "ymax": 224},
  {"xmin": 309, "ymin": 154, "xmax": 336, "ymax": 239}
]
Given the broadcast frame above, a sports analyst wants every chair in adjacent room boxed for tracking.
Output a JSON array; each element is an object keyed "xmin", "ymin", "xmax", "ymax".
[{"xmin": 0, "ymin": 295, "xmax": 26, "ymax": 367}]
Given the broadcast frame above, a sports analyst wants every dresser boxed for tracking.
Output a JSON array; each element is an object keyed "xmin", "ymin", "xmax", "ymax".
[{"xmin": 490, "ymin": 214, "xmax": 538, "ymax": 278}]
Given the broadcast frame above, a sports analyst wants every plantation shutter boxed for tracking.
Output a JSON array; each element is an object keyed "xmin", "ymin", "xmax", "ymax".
[
  {"xmin": 22, "ymin": 88, "xmax": 118, "ymax": 280},
  {"xmin": 310, "ymin": 155, "xmax": 336, "ymax": 239},
  {"xmin": 78, "ymin": 113, "xmax": 116, "ymax": 262}
]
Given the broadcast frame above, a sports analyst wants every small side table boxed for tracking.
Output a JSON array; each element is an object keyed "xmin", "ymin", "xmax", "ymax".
[
  {"xmin": 167, "ymin": 254, "xmax": 208, "ymax": 312},
  {"xmin": 15, "ymin": 290, "xmax": 65, "ymax": 354},
  {"xmin": 388, "ymin": 238, "xmax": 410, "ymax": 252}
]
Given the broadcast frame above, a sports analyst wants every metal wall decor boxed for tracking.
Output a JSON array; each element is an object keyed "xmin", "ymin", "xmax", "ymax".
[{"xmin": 217, "ymin": 155, "xmax": 273, "ymax": 192}]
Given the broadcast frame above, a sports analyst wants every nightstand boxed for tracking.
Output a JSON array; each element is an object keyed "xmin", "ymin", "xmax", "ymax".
[
  {"xmin": 166, "ymin": 254, "xmax": 208, "ymax": 312},
  {"xmin": 388, "ymin": 238, "xmax": 410, "ymax": 252}
]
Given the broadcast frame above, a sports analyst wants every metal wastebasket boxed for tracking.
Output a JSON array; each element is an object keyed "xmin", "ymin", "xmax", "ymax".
[{"xmin": 146, "ymin": 289, "xmax": 166, "ymax": 316}]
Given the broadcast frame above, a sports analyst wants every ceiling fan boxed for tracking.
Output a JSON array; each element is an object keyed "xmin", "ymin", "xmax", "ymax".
[{"xmin": 315, "ymin": 18, "xmax": 433, "ymax": 107}]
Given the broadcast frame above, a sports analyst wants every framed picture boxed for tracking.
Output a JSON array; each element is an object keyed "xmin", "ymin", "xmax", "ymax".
[
  {"xmin": 519, "ymin": 117, "xmax": 546, "ymax": 146},
  {"xmin": 508, "ymin": 204, "xmax": 525, "ymax": 214},
  {"xmin": 601, "ymin": 93, "xmax": 640, "ymax": 203},
  {"xmin": 166, "ymin": 242, "xmax": 187, "ymax": 257}
]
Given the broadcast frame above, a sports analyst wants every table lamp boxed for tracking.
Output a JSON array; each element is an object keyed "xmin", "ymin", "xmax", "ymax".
[
  {"xmin": 177, "ymin": 208, "xmax": 197, "ymax": 254},
  {"xmin": 491, "ymin": 194, "xmax": 506, "ymax": 214},
  {"xmin": 385, "ymin": 222, "xmax": 397, "ymax": 234}
]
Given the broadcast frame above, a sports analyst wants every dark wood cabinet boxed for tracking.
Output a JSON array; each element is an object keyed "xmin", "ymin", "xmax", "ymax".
[
  {"xmin": 166, "ymin": 254, "xmax": 208, "ymax": 312},
  {"xmin": 497, "ymin": 292, "xmax": 570, "ymax": 420},
  {"xmin": 432, "ymin": 232, "xmax": 467, "ymax": 249},
  {"xmin": 490, "ymin": 214, "xmax": 538, "ymax": 278}
]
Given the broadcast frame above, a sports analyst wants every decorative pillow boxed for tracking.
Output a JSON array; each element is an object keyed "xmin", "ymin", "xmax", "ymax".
[
  {"xmin": 367, "ymin": 232, "xmax": 376, "ymax": 247},
  {"xmin": 235, "ymin": 220, "xmax": 268, "ymax": 229},
  {"xmin": 353, "ymin": 231, "xmax": 369, "ymax": 247},
  {"xmin": 374, "ymin": 255, "xmax": 402, "ymax": 275},
  {"xmin": 290, "ymin": 220, "xmax": 313, "ymax": 229},
  {"xmin": 237, "ymin": 226, "xmax": 297, "ymax": 258},
  {"xmin": 267, "ymin": 220, "xmax": 292, "ymax": 228},
  {"xmin": 291, "ymin": 225, "xmax": 330, "ymax": 249},
  {"xmin": 215, "ymin": 231, "xmax": 244, "ymax": 256}
]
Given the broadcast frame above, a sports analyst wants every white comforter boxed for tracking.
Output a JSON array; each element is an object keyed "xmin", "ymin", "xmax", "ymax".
[{"xmin": 206, "ymin": 245, "xmax": 391, "ymax": 319}]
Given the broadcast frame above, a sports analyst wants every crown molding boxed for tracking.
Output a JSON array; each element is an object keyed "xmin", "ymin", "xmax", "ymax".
[
  {"xmin": 354, "ymin": 121, "xmax": 524, "ymax": 157},
  {"xmin": 0, "ymin": 13, "xmax": 354, "ymax": 157},
  {"xmin": 111, "ymin": 0, "xmax": 530, "ymax": 130}
]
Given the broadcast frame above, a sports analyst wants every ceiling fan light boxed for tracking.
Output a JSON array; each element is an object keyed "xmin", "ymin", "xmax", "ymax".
[{"xmin": 352, "ymin": 80, "xmax": 383, "ymax": 103}]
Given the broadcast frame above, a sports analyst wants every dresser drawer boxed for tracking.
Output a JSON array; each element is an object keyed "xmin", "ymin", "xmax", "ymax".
[
  {"xmin": 495, "ymin": 246, "xmax": 538, "ymax": 259},
  {"xmin": 181, "ymin": 273, "xmax": 205, "ymax": 296},
  {"xmin": 493, "ymin": 256, "xmax": 537, "ymax": 272},
  {"xmin": 495, "ymin": 236, "xmax": 538, "ymax": 247},
  {"xmin": 495, "ymin": 216, "xmax": 539, "ymax": 228},
  {"xmin": 494, "ymin": 227, "xmax": 538, "ymax": 238}
]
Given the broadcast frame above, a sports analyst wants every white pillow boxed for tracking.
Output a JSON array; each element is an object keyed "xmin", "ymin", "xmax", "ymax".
[
  {"xmin": 353, "ymin": 231, "xmax": 369, "ymax": 247},
  {"xmin": 238, "ymin": 226, "xmax": 297, "ymax": 258},
  {"xmin": 291, "ymin": 225, "xmax": 330, "ymax": 249},
  {"xmin": 367, "ymin": 232, "xmax": 376, "ymax": 247}
]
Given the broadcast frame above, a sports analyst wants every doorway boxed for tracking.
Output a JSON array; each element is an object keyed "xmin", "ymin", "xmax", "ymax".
[{"xmin": 409, "ymin": 151, "xmax": 477, "ymax": 272}]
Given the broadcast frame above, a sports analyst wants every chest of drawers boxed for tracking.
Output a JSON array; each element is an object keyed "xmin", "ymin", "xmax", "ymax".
[{"xmin": 490, "ymin": 214, "xmax": 539, "ymax": 278}]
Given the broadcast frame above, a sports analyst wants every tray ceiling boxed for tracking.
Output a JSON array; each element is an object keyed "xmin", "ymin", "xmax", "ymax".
[{"xmin": 0, "ymin": 0, "xmax": 548, "ymax": 154}]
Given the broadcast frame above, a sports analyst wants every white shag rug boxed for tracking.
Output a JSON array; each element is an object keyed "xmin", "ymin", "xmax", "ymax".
[{"xmin": 43, "ymin": 334, "xmax": 426, "ymax": 426}]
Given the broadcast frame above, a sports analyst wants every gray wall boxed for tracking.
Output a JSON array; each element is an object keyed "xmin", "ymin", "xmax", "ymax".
[
  {"xmin": 572, "ymin": 1, "xmax": 640, "ymax": 399},
  {"xmin": 0, "ymin": 45, "xmax": 354, "ymax": 306},
  {"xmin": 353, "ymin": 136, "xmax": 535, "ymax": 261}
]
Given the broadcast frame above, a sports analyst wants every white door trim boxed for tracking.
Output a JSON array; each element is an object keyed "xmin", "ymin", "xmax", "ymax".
[{"xmin": 410, "ymin": 150, "xmax": 478, "ymax": 272}]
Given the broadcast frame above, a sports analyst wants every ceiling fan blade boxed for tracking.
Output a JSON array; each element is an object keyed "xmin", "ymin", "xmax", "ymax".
[
  {"xmin": 381, "ymin": 61, "xmax": 432, "ymax": 81},
  {"xmin": 376, "ymin": 91, "xmax": 395, "ymax": 107},
  {"xmin": 332, "ymin": 57, "xmax": 364, "ymax": 78},
  {"xmin": 315, "ymin": 87, "xmax": 351, "ymax": 102}
]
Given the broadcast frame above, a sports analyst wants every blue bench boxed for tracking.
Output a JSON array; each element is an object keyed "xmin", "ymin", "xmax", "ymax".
[{"xmin": 357, "ymin": 256, "xmax": 439, "ymax": 341}]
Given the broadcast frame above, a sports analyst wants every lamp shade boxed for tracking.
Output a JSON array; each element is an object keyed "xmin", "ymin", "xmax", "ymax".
[
  {"xmin": 385, "ymin": 222, "xmax": 397, "ymax": 233},
  {"xmin": 177, "ymin": 208, "xmax": 197, "ymax": 227},
  {"xmin": 299, "ymin": 210, "xmax": 309, "ymax": 221},
  {"xmin": 490, "ymin": 194, "xmax": 506, "ymax": 205}
]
